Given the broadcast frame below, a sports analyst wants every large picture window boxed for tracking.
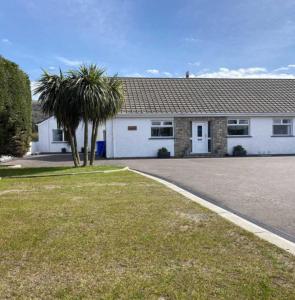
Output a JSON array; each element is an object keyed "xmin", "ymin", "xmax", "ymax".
[
  {"xmin": 151, "ymin": 120, "xmax": 173, "ymax": 138},
  {"xmin": 52, "ymin": 129, "xmax": 66, "ymax": 142},
  {"xmin": 273, "ymin": 119, "xmax": 292, "ymax": 136},
  {"xmin": 227, "ymin": 119, "xmax": 249, "ymax": 136}
]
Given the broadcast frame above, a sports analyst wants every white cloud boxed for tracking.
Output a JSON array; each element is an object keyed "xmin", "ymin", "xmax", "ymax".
[
  {"xmin": 273, "ymin": 67, "xmax": 289, "ymax": 72},
  {"xmin": 23, "ymin": 0, "xmax": 133, "ymax": 47},
  {"xmin": 49, "ymin": 66, "xmax": 55, "ymax": 70},
  {"xmin": 125, "ymin": 71, "xmax": 174, "ymax": 78},
  {"xmin": 146, "ymin": 69, "xmax": 160, "ymax": 75},
  {"xmin": 1, "ymin": 38, "xmax": 11, "ymax": 44},
  {"xmin": 56, "ymin": 56, "xmax": 83, "ymax": 66},
  {"xmin": 125, "ymin": 72, "xmax": 143, "ymax": 77},
  {"xmin": 273, "ymin": 64, "xmax": 295, "ymax": 72},
  {"xmin": 162, "ymin": 72, "xmax": 172, "ymax": 77},
  {"xmin": 30, "ymin": 81, "xmax": 40, "ymax": 99},
  {"xmin": 184, "ymin": 37, "xmax": 201, "ymax": 43},
  {"xmin": 188, "ymin": 61, "xmax": 201, "ymax": 67},
  {"xmin": 194, "ymin": 67, "xmax": 295, "ymax": 79},
  {"xmin": 199, "ymin": 68, "xmax": 210, "ymax": 73},
  {"xmin": 125, "ymin": 67, "xmax": 295, "ymax": 79}
]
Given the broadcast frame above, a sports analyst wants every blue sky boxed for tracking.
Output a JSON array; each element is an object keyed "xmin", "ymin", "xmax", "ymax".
[{"xmin": 2, "ymin": 0, "xmax": 295, "ymax": 95}]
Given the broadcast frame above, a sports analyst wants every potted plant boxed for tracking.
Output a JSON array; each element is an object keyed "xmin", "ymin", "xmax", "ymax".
[
  {"xmin": 158, "ymin": 147, "xmax": 171, "ymax": 158},
  {"xmin": 232, "ymin": 145, "xmax": 247, "ymax": 157}
]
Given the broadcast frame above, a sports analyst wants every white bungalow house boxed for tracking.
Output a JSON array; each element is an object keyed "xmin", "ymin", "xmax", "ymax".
[
  {"xmin": 33, "ymin": 77, "xmax": 295, "ymax": 158},
  {"xmin": 33, "ymin": 117, "xmax": 106, "ymax": 154}
]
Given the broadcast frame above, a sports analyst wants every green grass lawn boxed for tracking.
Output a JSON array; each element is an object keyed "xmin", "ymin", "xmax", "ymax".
[
  {"xmin": 0, "ymin": 165, "xmax": 122, "ymax": 178},
  {"xmin": 0, "ymin": 167, "xmax": 294, "ymax": 299}
]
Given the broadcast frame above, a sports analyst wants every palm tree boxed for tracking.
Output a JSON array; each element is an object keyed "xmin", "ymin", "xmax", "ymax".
[
  {"xmin": 89, "ymin": 75, "xmax": 124, "ymax": 165},
  {"xmin": 35, "ymin": 65, "xmax": 124, "ymax": 167},
  {"xmin": 68, "ymin": 65, "xmax": 105, "ymax": 166},
  {"xmin": 34, "ymin": 71, "xmax": 81, "ymax": 167}
]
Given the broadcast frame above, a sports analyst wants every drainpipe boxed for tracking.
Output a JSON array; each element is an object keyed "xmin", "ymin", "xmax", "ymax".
[
  {"xmin": 48, "ymin": 119, "xmax": 51, "ymax": 152},
  {"xmin": 112, "ymin": 119, "xmax": 115, "ymax": 158}
]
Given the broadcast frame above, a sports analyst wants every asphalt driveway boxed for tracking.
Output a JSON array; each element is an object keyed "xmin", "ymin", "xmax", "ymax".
[
  {"xmin": 3, "ymin": 155, "xmax": 295, "ymax": 242},
  {"xmin": 119, "ymin": 156, "xmax": 295, "ymax": 242}
]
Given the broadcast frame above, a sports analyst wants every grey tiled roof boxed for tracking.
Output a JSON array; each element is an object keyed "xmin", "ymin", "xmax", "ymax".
[{"xmin": 119, "ymin": 77, "xmax": 295, "ymax": 114}]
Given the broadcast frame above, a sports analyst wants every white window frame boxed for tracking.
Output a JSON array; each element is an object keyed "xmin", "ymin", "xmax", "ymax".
[
  {"xmin": 52, "ymin": 129, "xmax": 67, "ymax": 142},
  {"xmin": 151, "ymin": 120, "xmax": 174, "ymax": 138},
  {"xmin": 227, "ymin": 119, "xmax": 250, "ymax": 136},
  {"xmin": 272, "ymin": 119, "xmax": 293, "ymax": 136}
]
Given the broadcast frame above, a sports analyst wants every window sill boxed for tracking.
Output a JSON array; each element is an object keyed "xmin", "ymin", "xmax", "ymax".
[
  {"xmin": 52, "ymin": 141, "xmax": 68, "ymax": 144},
  {"xmin": 227, "ymin": 135, "xmax": 252, "ymax": 138},
  {"xmin": 271, "ymin": 135, "xmax": 295, "ymax": 137},
  {"xmin": 149, "ymin": 137, "xmax": 175, "ymax": 140}
]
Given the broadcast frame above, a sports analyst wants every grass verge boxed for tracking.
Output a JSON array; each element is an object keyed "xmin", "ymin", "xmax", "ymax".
[
  {"xmin": 0, "ymin": 165, "xmax": 122, "ymax": 178},
  {"xmin": 0, "ymin": 167, "xmax": 294, "ymax": 299}
]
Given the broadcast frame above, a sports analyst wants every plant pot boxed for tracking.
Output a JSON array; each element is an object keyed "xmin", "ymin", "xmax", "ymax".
[
  {"xmin": 158, "ymin": 152, "xmax": 171, "ymax": 158},
  {"xmin": 232, "ymin": 145, "xmax": 247, "ymax": 157}
]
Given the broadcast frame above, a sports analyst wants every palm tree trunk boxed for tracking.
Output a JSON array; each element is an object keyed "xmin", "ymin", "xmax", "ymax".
[
  {"xmin": 73, "ymin": 132, "xmax": 80, "ymax": 165},
  {"xmin": 90, "ymin": 119, "xmax": 98, "ymax": 166},
  {"xmin": 67, "ymin": 129, "xmax": 79, "ymax": 167},
  {"xmin": 83, "ymin": 118, "xmax": 89, "ymax": 166}
]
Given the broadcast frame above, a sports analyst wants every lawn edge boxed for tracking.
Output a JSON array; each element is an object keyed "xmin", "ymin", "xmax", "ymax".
[
  {"xmin": 0, "ymin": 167, "xmax": 129, "ymax": 179},
  {"xmin": 131, "ymin": 169, "xmax": 295, "ymax": 256}
]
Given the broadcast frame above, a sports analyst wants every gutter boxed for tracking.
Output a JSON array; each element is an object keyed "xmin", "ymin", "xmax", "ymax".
[{"xmin": 116, "ymin": 112, "xmax": 295, "ymax": 118}]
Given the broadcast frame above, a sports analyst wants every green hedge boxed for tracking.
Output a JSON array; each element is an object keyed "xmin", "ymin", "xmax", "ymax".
[{"xmin": 0, "ymin": 56, "xmax": 31, "ymax": 157}]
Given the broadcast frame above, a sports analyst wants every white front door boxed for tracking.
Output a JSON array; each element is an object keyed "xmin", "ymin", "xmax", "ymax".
[{"xmin": 192, "ymin": 122, "xmax": 208, "ymax": 154}]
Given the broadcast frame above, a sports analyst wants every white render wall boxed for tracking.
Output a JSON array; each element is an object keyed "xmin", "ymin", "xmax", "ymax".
[
  {"xmin": 33, "ymin": 117, "xmax": 105, "ymax": 153},
  {"xmin": 34, "ymin": 116, "xmax": 295, "ymax": 157},
  {"xmin": 227, "ymin": 117, "xmax": 295, "ymax": 155},
  {"xmin": 106, "ymin": 118, "xmax": 175, "ymax": 158}
]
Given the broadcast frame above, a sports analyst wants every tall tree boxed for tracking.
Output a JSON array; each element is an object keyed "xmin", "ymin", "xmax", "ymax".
[
  {"xmin": 34, "ymin": 71, "xmax": 81, "ymax": 167},
  {"xmin": 0, "ymin": 56, "xmax": 31, "ymax": 157},
  {"xmin": 89, "ymin": 75, "xmax": 124, "ymax": 165},
  {"xmin": 68, "ymin": 65, "xmax": 105, "ymax": 166}
]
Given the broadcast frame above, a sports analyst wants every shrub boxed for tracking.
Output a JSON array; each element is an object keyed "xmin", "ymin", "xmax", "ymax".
[
  {"xmin": 232, "ymin": 145, "xmax": 247, "ymax": 157},
  {"xmin": 158, "ymin": 147, "xmax": 168, "ymax": 154},
  {"xmin": 0, "ymin": 56, "xmax": 31, "ymax": 157},
  {"xmin": 31, "ymin": 131, "xmax": 39, "ymax": 142},
  {"xmin": 158, "ymin": 147, "xmax": 170, "ymax": 158}
]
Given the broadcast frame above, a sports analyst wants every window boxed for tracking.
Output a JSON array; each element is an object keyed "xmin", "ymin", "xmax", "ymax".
[
  {"xmin": 52, "ymin": 129, "xmax": 66, "ymax": 142},
  {"xmin": 197, "ymin": 125, "xmax": 203, "ymax": 137},
  {"xmin": 227, "ymin": 119, "xmax": 249, "ymax": 136},
  {"xmin": 273, "ymin": 119, "xmax": 292, "ymax": 136},
  {"xmin": 128, "ymin": 126, "xmax": 137, "ymax": 131},
  {"xmin": 151, "ymin": 120, "xmax": 173, "ymax": 137}
]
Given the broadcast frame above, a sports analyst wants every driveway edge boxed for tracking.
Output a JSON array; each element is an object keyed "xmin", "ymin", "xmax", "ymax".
[{"xmin": 131, "ymin": 169, "xmax": 295, "ymax": 256}]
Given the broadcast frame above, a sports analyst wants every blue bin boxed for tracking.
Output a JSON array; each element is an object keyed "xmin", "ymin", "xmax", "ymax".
[{"xmin": 96, "ymin": 141, "xmax": 106, "ymax": 157}]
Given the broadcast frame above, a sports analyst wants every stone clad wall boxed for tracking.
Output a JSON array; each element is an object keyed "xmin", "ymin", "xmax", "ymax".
[{"xmin": 174, "ymin": 117, "xmax": 227, "ymax": 157}]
